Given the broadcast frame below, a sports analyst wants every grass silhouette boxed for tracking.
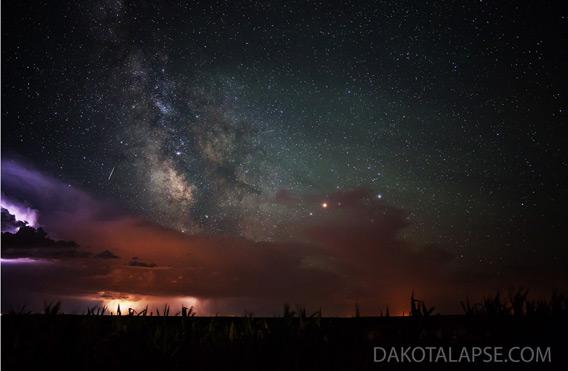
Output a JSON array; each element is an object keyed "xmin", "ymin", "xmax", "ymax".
[
  {"xmin": 12, "ymin": 289, "xmax": 566, "ymax": 318},
  {"xmin": 3, "ymin": 290, "xmax": 567, "ymax": 370}
]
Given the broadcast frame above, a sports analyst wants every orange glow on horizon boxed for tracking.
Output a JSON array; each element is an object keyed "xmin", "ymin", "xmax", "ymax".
[{"xmin": 85, "ymin": 291, "xmax": 202, "ymax": 315}]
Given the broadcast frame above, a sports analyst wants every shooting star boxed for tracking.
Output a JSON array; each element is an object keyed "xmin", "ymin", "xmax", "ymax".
[{"xmin": 108, "ymin": 166, "xmax": 115, "ymax": 181}]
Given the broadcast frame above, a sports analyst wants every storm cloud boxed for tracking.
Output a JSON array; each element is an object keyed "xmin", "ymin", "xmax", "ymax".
[{"xmin": 2, "ymin": 160, "xmax": 565, "ymax": 315}]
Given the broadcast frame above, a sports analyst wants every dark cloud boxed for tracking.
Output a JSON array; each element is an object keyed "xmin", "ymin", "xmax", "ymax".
[
  {"xmin": 1, "ymin": 160, "xmax": 566, "ymax": 315},
  {"xmin": 93, "ymin": 250, "xmax": 119, "ymax": 259},
  {"xmin": 1, "ymin": 208, "xmax": 27, "ymax": 232},
  {"xmin": 1, "ymin": 226, "xmax": 82, "ymax": 259},
  {"xmin": 1, "ymin": 166, "xmax": 457, "ymax": 313},
  {"xmin": 94, "ymin": 250, "xmax": 120, "ymax": 259},
  {"xmin": 127, "ymin": 257, "xmax": 157, "ymax": 268},
  {"xmin": 1, "ymin": 160, "xmax": 120, "ymax": 236}
]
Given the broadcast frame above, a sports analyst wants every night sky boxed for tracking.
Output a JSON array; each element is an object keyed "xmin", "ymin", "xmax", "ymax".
[{"xmin": 1, "ymin": 1, "xmax": 567, "ymax": 314}]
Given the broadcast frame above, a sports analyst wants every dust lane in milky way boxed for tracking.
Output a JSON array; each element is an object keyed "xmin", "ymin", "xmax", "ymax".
[{"xmin": 1, "ymin": 0, "xmax": 567, "ymax": 314}]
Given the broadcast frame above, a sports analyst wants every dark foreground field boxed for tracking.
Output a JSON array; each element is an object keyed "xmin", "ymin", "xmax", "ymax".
[{"xmin": 2, "ymin": 313, "xmax": 567, "ymax": 371}]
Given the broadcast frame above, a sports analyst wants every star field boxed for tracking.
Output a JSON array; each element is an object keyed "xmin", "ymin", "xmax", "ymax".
[{"xmin": 2, "ymin": 0, "xmax": 567, "ymax": 276}]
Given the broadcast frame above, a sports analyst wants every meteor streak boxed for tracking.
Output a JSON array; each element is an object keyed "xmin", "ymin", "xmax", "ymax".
[{"xmin": 108, "ymin": 166, "xmax": 115, "ymax": 181}]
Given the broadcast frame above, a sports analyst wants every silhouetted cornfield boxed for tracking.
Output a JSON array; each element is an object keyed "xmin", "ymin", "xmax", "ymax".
[{"xmin": 2, "ymin": 292, "xmax": 567, "ymax": 370}]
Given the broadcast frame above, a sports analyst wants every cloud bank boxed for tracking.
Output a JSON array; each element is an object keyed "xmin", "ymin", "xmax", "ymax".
[{"xmin": 2, "ymin": 160, "xmax": 566, "ymax": 315}]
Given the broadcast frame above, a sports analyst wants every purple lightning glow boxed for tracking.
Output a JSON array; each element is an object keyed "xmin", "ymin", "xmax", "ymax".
[
  {"xmin": 1, "ymin": 195, "xmax": 39, "ymax": 231},
  {"xmin": 0, "ymin": 257, "xmax": 49, "ymax": 265}
]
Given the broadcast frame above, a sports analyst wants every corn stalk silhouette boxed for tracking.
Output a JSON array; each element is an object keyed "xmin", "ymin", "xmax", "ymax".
[{"xmin": 410, "ymin": 291, "xmax": 435, "ymax": 317}]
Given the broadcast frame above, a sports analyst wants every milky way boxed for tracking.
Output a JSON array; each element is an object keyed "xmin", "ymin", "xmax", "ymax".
[{"xmin": 2, "ymin": 0, "xmax": 567, "ymax": 286}]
